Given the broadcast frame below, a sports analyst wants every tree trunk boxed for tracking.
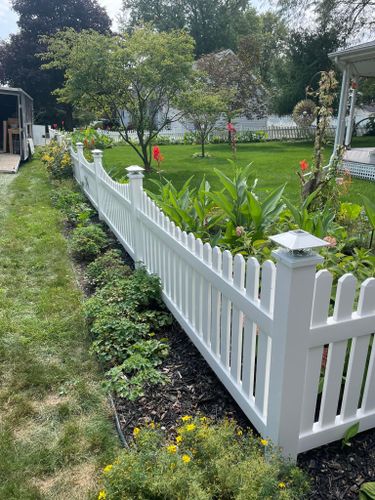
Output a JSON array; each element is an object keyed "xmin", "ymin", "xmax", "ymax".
[{"xmin": 201, "ymin": 139, "xmax": 205, "ymax": 158}]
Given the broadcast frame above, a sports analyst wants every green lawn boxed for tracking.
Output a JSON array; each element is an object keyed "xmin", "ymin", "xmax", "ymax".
[
  {"xmin": 103, "ymin": 136, "xmax": 375, "ymax": 204},
  {"xmin": 0, "ymin": 161, "xmax": 118, "ymax": 499}
]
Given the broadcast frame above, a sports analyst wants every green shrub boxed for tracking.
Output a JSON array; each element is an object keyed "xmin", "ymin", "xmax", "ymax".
[
  {"xmin": 70, "ymin": 224, "xmax": 109, "ymax": 261},
  {"xmin": 98, "ymin": 418, "xmax": 310, "ymax": 499},
  {"xmin": 91, "ymin": 317, "xmax": 150, "ymax": 364},
  {"xmin": 51, "ymin": 186, "xmax": 95, "ymax": 226},
  {"xmin": 86, "ymin": 249, "xmax": 132, "ymax": 288},
  {"xmin": 70, "ymin": 127, "xmax": 113, "ymax": 150},
  {"xmin": 104, "ymin": 339, "xmax": 169, "ymax": 400},
  {"xmin": 85, "ymin": 268, "xmax": 172, "ymax": 400},
  {"xmin": 40, "ymin": 141, "xmax": 72, "ymax": 179}
]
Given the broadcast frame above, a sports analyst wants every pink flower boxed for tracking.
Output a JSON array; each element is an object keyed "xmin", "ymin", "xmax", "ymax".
[
  {"xmin": 226, "ymin": 122, "xmax": 236, "ymax": 133},
  {"xmin": 323, "ymin": 236, "xmax": 337, "ymax": 247},
  {"xmin": 235, "ymin": 226, "xmax": 244, "ymax": 237},
  {"xmin": 52, "ymin": 123, "xmax": 58, "ymax": 129}
]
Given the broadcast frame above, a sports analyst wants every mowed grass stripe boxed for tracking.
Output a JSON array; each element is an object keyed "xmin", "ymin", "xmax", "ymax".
[{"xmin": 0, "ymin": 161, "xmax": 118, "ymax": 499}]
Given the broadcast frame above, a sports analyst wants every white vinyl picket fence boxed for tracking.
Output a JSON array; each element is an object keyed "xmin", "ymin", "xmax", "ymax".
[{"xmin": 67, "ymin": 138, "xmax": 375, "ymax": 460}]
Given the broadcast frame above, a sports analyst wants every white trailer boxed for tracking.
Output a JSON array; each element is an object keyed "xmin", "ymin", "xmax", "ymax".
[{"xmin": 0, "ymin": 86, "xmax": 34, "ymax": 173}]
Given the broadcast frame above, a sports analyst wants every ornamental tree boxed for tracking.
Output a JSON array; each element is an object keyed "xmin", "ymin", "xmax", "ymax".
[
  {"xmin": 41, "ymin": 26, "xmax": 195, "ymax": 170},
  {"xmin": 196, "ymin": 49, "xmax": 267, "ymax": 125},
  {"xmin": 176, "ymin": 82, "xmax": 228, "ymax": 158}
]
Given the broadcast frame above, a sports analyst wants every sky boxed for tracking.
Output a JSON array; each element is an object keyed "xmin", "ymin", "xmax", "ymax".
[{"xmin": 0, "ymin": 0, "xmax": 123, "ymax": 39}]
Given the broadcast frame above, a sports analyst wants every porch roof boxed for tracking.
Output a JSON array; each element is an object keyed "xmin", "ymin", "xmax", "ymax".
[{"xmin": 329, "ymin": 40, "xmax": 375, "ymax": 78}]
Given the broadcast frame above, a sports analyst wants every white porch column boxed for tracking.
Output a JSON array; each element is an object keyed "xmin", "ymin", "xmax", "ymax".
[
  {"xmin": 344, "ymin": 83, "xmax": 357, "ymax": 148},
  {"xmin": 333, "ymin": 64, "xmax": 351, "ymax": 154}
]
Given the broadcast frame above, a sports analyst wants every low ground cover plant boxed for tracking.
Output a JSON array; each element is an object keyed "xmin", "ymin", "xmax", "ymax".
[
  {"xmin": 98, "ymin": 417, "xmax": 310, "ymax": 499},
  {"xmin": 85, "ymin": 265, "xmax": 172, "ymax": 400},
  {"xmin": 51, "ymin": 184, "xmax": 95, "ymax": 226},
  {"xmin": 86, "ymin": 249, "xmax": 132, "ymax": 287},
  {"xmin": 70, "ymin": 224, "xmax": 109, "ymax": 261}
]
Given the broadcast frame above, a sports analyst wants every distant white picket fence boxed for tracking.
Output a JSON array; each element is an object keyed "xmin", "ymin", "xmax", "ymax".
[
  {"xmin": 67, "ymin": 138, "xmax": 375, "ymax": 460},
  {"xmin": 97, "ymin": 125, "xmax": 368, "ymax": 144}
]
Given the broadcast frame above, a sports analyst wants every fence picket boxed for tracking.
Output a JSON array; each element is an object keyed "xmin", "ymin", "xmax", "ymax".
[
  {"xmin": 187, "ymin": 233, "xmax": 196, "ymax": 326},
  {"xmin": 359, "ymin": 279, "xmax": 375, "ymax": 413},
  {"xmin": 220, "ymin": 250, "xmax": 233, "ymax": 368},
  {"xmin": 231, "ymin": 254, "xmax": 246, "ymax": 383},
  {"xmin": 255, "ymin": 260, "xmax": 275, "ymax": 416},
  {"xmin": 300, "ymin": 270, "xmax": 333, "ymax": 434},
  {"xmin": 194, "ymin": 239, "xmax": 204, "ymax": 335},
  {"xmin": 211, "ymin": 247, "xmax": 222, "ymax": 356},
  {"xmin": 319, "ymin": 274, "xmax": 357, "ymax": 426},
  {"xmin": 202, "ymin": 243, "xmax": 213, "ymax": 345},
  {"xmin": 242, "ymin": 257, "xmax": 260, "ymax": 397}
]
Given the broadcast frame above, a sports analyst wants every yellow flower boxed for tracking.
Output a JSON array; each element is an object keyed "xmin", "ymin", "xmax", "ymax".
[
  {"xmin": 260, "ymin": 438, "xmax": 268, "ymax": 446},
  {"xmin": 182, "ymin": 454, "xmax": 191, "ymax": 463},
  {"xmin": 133, "ymin": 427, "xmax": 140, "ymax": 437},
  {"xmin": 186, "ymin": 423, "xmax": 196, "ymax": 432},
  {"xmin": 181, "ymin": 415, "xmax": 192, "ymax": 422},
  {"xmin": 176, "ymin": 435, "xmax": 182, "ymax": 444},
  {"xmin": 199, "ymin": 416, "xmax": 207, "ymax": 423},
  {"xmin": 149, "ymin": 422, "xmax": 155, "ymax": 429},
  {"xmin": 278, "ymin": 482, "xmax": 286, "ymax": 489},
  {"xmin": 103, "ymin": 464, "xmax": 113, "ymax": 473},
  {"xmin": 98, "ymin": 491, "xmax": 106, "ymax": 500},
  {"xmin": 167, "ymin": 445, "xmax": 177, "ymax": 454},
  {"xmin": 237, "ymin": 429, "xmax": 243, "ymax": 436}
]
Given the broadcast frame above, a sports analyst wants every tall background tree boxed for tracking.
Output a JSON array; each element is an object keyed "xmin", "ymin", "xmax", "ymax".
[
  {"xmin": 278, "ymin": 0, "xmax": 375, "ymax": 40},
  {"xmin": 0, "ymin": 0, "xmax": 111, "ymax": 127},
  {"xmin": 121, "ymin": 0, "xmax": 249, "ymax": 56}
]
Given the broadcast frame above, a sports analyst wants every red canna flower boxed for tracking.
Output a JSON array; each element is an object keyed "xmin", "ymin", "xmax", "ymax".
[
  {"xmin": 153, "ymin": 146, "xmax": 161, "ymax": 161},
  {"xmin": 299, "ymin": 159, "xmax": 309, "ymax": 171},
  {"xmin": 226, "ymin": 122, "xmax": 236, "ymax": 133},
  {"xmin": 153, "ymin": 145, "xmax": 164, "ymax": 169}
]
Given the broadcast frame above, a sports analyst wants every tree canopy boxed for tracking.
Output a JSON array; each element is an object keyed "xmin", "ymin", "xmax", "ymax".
[
  {"xmin": 0, "ymin": 0, "xmax": 111, "ymax": 126},
  {"xmin": 42, "ymin": 26, "xmax": 195, "ymax": 169},
  {"xmin": 278, "ymin": 0, "xmax": 375, "ymax": 40},
  {"xmin": 121, "ymin": 0, "xmax": 250, "ymax": 56}
]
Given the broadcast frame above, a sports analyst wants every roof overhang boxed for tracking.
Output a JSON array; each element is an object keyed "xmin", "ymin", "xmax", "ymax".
[
  {"xmin": 0, "ymin": 86, "xmax": 33, "ymax": 101},
  {"xmin": 329, "ymin": 40, "xmax": 375, "ymax": 78}
]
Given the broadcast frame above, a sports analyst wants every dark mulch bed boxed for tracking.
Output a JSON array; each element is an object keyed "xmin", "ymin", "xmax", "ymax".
[{"xmin": 113, "ymin": 316, "xmax": 375, "ymax": 500}]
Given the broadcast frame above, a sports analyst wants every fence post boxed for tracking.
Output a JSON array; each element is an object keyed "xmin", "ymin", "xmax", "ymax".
[
  {"xmin": 126, "ymin": 165, "xmax": 145, "ymax": 267},
  {"xmin": 75, "ymin": 142, "xmax": 84, "ymax": 186},
  {"xmin": 266, "ymin": 231, "xmax": 326, "ymax": 460},
  {"xmin": 92, "ymin": 149, "xmax": 103, "ymax": 218}
]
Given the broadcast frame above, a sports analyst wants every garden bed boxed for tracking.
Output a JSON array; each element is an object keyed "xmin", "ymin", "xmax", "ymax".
[{"xmin": 110, "ymin": 296, "xmax": 375, "ymax": 499}]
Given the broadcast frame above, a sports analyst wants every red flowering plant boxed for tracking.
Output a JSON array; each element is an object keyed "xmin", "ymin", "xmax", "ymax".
[
  {"xmin": 299, "ymin": 159, "xmax": 309, "ymax": 172},
  {"xmin": 153, "ymin": 145, "xmax": 165, "ymax": 173},
  {"xmin": 226, "ymin": 122, "xmax": 237, "ymax": 158}
]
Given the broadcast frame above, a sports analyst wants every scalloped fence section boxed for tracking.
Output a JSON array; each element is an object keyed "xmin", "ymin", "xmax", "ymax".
[{"xmin": 69, "ymin": 140, "xmax": 375, "ymax": 461}]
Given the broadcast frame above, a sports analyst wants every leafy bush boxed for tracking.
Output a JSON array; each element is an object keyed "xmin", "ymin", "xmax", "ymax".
[
  {"xmin": 51, "ymin": 186, "xmax": 95, "ymax": 226},
  {"xmin": 40, "ymin": 141, "xmax": 72, "ymax": 179},
  {"xmin": 85, "ymin": 267, "xmax": 172, "ymax": 399},
  {"xmin": 91, "ymin": 317, "xmax": 150, "ymax": 364},
  {"xmin": 70, "ymin": 224, "xmax": 109, "ymax": 261},
  {"xmin": 86, "ymin": 249, "xmax": 132, "ymax": 288},
  {"xmin": 104, "ymin": 339, "xmax": 169, "ymax": 400},
  {"xmin": 70, "ymin": 127, "xmax": 113, "ymax": 150},
  {"xmin": 98, "ymin": 418, "xmax": 310, "ymax": 499}
]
